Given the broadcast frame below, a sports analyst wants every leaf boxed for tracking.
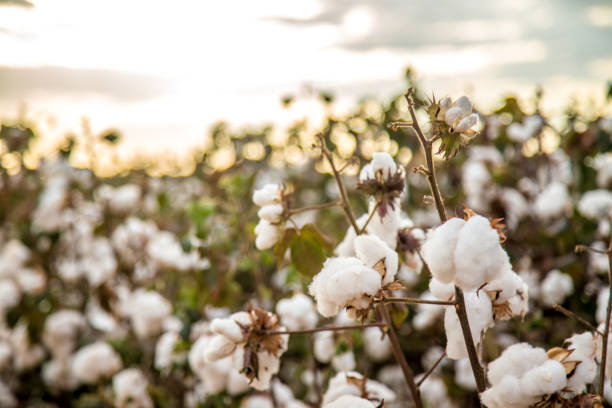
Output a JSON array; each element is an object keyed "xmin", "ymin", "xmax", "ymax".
[
  {"xmin": 274, "ymin": 228, "xmax": 296, "ymax": 260},
  {"xmin": 546, "ymin": 347, "xmax": 574, "ymax": 362},
  {"xmin": 389, "ymin": 303, "xmax": 409, "ymax": 328},
  {"xmin": 384, "ymin": 280, "xmax": 406, "ymax": 291},
  {"xmin": 289, "ymin": 224, "xmax": 333, "ymax": 277},
  {"xmin": 372, "ymin": 258, "xmax": 386, "ymax": 278}
]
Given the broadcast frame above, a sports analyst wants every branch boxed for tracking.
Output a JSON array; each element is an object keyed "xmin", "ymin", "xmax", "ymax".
[
  {"xmin": 403, "ymin": 89, "xmax": 486, "ymax": 395},
  {"xmin": 360, "ymin": 201, "xmax": 380, "ymax": 234},
  {"xmin": 417, "ymin": 351, "xmax": 447, "ymax": 387},
  {"xmin": 378, "ymin": 303, "xmax": 423, "ymax": 408},
  {"xmin": 598, "ymin": 244, "xmax": 612, "ymax": 397},
  {"xmin": 317, "ymin": 134, "xmax": 360, "ymax": 233},
  {"xmin": 551, "ymin": 304, "xmax": 602, "ymax": 336},
  {"xmin": 377, "ymin": 297, "xmax": 456, "ymax": 306},
  {"xmin": 258, "ymin": 322, "xmax": 385, "ymax": 336}
]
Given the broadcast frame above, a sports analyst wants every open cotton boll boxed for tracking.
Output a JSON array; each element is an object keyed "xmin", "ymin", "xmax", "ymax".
[
  {"xmin": 42, "ymin": 309, "xmax": 85, "ymax": 358},
  {"xmin": 253, "ymin": 184, "xmax": 282, "ymax": 207},
  {"xmin": 210, "ymin": 318, "xmax": 246, "ymax": 344},
  {"xmin": 565, "ymin": 332, "xmax": 598, "ymax": 393},
  {"xmin": 112, "ymin": 368, "xmax": 153, "ymax": 408},
  {"xmin": 444, "ymin": 291, "xmax": 492, "ymax": 359},
  {"xmin": 577, "ymin": 189, "xmax": 612, "ymax": 219},
  {"xmin": 480, "ymin": 375, "xmax": 528, "ymax": 408},
  {"xmin": 354, "ymin": 234, "xmax": 398, "ymax": 285},
  {"xmin": 533, "ymin": 182, "xmax": 572, "ymax": 220},
  {"xmin": 418, "ymin": 375, "xmax": 456, "ymax": 408},
  {"xmin": 309, "ymin": 257, "xmax": 382, "ymax": 317},
  {"xmin": 422, "ymin": 217, "xmax": 466, "ymax": 283},
  {"xmin": 540, "ymin": 269, "xmax": 574, "ymax": 306},
  {"xmin": 519, "ymin": 360, "xmax": 567, "ymax": 398},
  {"xmin": 126, "ymin": 289, "xmax": 172, "ymax": 338},
  {"xmin": 429, "ymin": 278, "xmax": 455, "ymax": 301},
  {"xmin": 71, "ymin": 342, "xmax": 122, "ymax": 384},
  {"xmin": 203, "ymin": 334, "xmax": 237, "ymax": 362},
  {"xmin": 255, "ymin": 219, "xmax": 279, "ymax": 250},
  {"xmin": 486, "ymin": 269, "xmax": 524, "ymax": 304},
  {"xmin": 322, "ymin": 372, "xmax": 395, "ymax": 406},
  {"xmin": 455, "ymin": 113, "xmax": 479, "ymax": 133},
  {"xmin": 313, "ymin": 331, "xmax": 335, "ymax": 363},
  {"xmin": 232, "ymin": 347, "xmax": 285, "ymax": 391},
  {"xmin": 332, "ymin": 351, "xmax": 356, "ymax": 372},
  {"xmin": 453, "ymin": 215, "xmax": 509, "ymax": 291},
  {"xmin": 276, "ymin": 293, "xmax": 318, "ymax": 331},
  {"xmin": 257, "ymin": 204, "xmax": 283, "ymax": 223},
  {"xmin": 359, "ymin": 152, "xmax": 398, "ymax": 181},
  {"xmin": 455, "ymin": 358, "xmax": 477, "ymax": 390},
  {"xmin": 363, "ymin": 327, "xmax": 392, "ymax": 362},
  {"xmin": 487, "ymin": 343, "xmax": 548, "ymax": 386}
]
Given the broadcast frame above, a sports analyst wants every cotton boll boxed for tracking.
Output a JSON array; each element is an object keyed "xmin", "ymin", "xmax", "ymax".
[
  {"xmin": 42, "ymin": 358, "xmax": 78, "ymax": 391},
  {"xmin": 429, "ymin": 278, "xmax": 455, "ymax": 301},
  {"xmin": 419, "ymin": 375, "xmax": 456, "ymax": 408},
  {"xmin": 255, "ymin": 219, "xmax": 279, "ymax": 250},
  {"xmin": 577, "ymin": 189, "xmax": 612, "ymax": 219},
  {"xmin": 453, "ymin": 215, "xmax": 509, "ymax": 291},
  {"xmin": 335, "ymin": 225, "xmax": 357, "ymax": 257},
  {"xmin": 445, "ymin": 107, "xmax": 464, "ymax": 127},
  {"xmin": 258, "ymin": 204, "xmax": 284, "ymax": 223},
  {"xmin": 422, "ymin": 218, "xmax": 466, "ymax": 284},
  {"xmin": 211, "ymin": 317, "xmax": 246, "ymax": 344},
  {"xmin": 444, "ymin": 292, "xmax": 492, "ymax": 359},
  {"xmin": 155, "ymin": 331, "xmax": 182, "ymax": 370},
  {"xmin": 519, "ymin": 360, "xmax": 566, "ymax": 398},
  {"xmin": 309, "ymin": 257, "xmax": 382, "ymax": 317},
  {"xmin": 565, "ymin": 332, "xmax": 598, "ymax": 393},
  {"xmin": 363, "ymin": 327, "xmax": 392, "ymax": 362},
  {"xmin": 455, "ymin": 113, "xmax": 479, "ymax": 133},
  {"xmin": 42, "ymin": 309, "xmax": 85, "ymax": 357},
  {"xmin": 126, "ymin": 289, "xmax": 172, "ymax": 338},
  {"xmin": 112, "ymin": 368, "xmax": 153, "ymax": 408},
  {"xmin": 332, "ymin": 351, "xmax": 356, "ymax": 372},
  {"xmin": 487, "ymin": 343, "xmax": 548, "ymax": 386},
  {"xmin": 0, "ymin": 279, "xmax": 21, "ymax": 311},
  {"xmin": 533, "ymin": 182, "xmax": 572, "ymax": 220},
  {"xmin": 354, "ymin": 234, "xmax": 398, "ymax": 285},
  {"xmin": 275, "ymin": 293, "xmax": 318, "ymax": 331},
  {"xmin": 234, "ymin": 348, "xmax": 281, "ymax": 391},
  {"xmin": 253, "ymin": 184, "xmax": 282, "ymax": 207},
  {"xmin": 455, "ymin": 358, "xmax": 477, "ymax": 390},
  {"xmin": 481, "ymin": 375, "xmax": 528, "ymax": 408},
  {"xmin": 540, "ymin": 269, "xmax": 574, "ymax": 306},
  {"xmin": 359, "ymin": 152, "xmax": 398, "ymax": 181},
  {"xmin": 204, "ymin": 334, "xmax": 237, "ymax": 363},
  {"xmin": 71, "ymin": 342, "xmax": 122, "ymax": 384},
  {"xmin": 314, "ymin": 331, "xmax": 335, "ymax": 363},
  {"xmin": 322, "ymin": 372, "xmax": 395, "ymax": 406}
]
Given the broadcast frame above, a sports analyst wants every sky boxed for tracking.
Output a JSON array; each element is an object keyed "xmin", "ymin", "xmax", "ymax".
[{"xmin": 0, "ymin": 0, "xmax": 611, "ymax": 157}]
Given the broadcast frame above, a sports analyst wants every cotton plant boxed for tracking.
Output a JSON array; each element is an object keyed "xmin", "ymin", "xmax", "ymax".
[{"xmin": 321, "ymin": 371, "xmax": 396, "ymax": 407}]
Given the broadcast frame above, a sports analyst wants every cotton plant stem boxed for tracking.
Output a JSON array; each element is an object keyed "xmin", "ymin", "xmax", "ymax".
[
  {"xmin": 378, "ymin": 303, "xmax": 423, "ymax": 408},
  {"xmin": 317, "ymin": 134, "xmax": 360, "ymax": 234},
  {"xmin": 404, "ymin": 89, "xmax": 487, "ymax": 394},
  {"xmin": 317, "ymin": 132, "xmax": 423, "ymax": 406},
  {"xmin": 597, "ymin": 245, "xmax": 612, "ymax": 397},
  {"xmin": 359, "ymin": 201, "xmax": 380, "ymax": 234},
  {"xmin": 259, "ymin": 322, "xmax": 386, "ymax": 336},
  {"xmin": 416, "ymin": 351, "xmax": 447, "ymax": 387},
  {"xmin": 377, "ymin": 297, "xmax": 456, "ymax": 306},
  {"xmin": 551, "ymin": 304, "xmax": 602, "ymax": 335}
]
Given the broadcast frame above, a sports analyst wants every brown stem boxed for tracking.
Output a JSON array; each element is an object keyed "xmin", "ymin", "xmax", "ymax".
[
  {"xmin": 416, "ymin": 351, "xmax": 447, "ymax": 387},
  {"xmin": 378, "ymin": 303, "xmax": 423, "ymax": 408},
  {"xmin": 552, "ymin": 304, "xmax": 602, "ymax": 336},
  {"xmin": 360, "ymin": 201, "xmax": 380, "ymax": 234},
  {"xmin": 258, "ymin": 322, "xmax": 386, "ymax": 336},
  {"xmin": 404, "ymin": 89, "xmax": 485, "ymax": 395},
  {"xmin": 378, "ymin": 297, "xmax": 456, "ymax": 306},
  {"xmin": 288, "ymin": 201, "xmax": 341, "ymax": 216},
  {"xmin": 317, "ymin": 134, "xmax": 360, "ymax": 233},
  {"xmin": 598, "ymin": 245, "xmax": 612, "ymax": 397}
]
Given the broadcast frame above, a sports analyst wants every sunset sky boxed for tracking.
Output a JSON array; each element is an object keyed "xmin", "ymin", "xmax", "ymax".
[{"xmin": 1, "ymin": 0, "xmax": 611, "ymax": 156}]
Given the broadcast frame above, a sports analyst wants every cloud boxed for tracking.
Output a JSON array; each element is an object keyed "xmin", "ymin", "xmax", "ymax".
[
  {"xmin": 0, "ymin": 65, "xmax": 172, "ymax": 102},
  {"xmin": 0, "ymin": 0, "xmax": 33, "ymax": 7}
]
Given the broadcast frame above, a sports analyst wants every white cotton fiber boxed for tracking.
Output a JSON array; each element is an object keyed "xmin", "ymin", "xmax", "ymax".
[
  {"xmin": 354, "ymin": 234, "xmax": 398, "ymax": 285},
  {"xmin": 422, "ymin": 217, "xmax": 465, "ymax": 283},
  {"xmin": 487, "ymin": 343, "xmax": 548, "ymax": 386}
]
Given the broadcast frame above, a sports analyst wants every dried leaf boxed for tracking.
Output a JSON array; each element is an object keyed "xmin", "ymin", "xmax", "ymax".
[
  {"xmin": 562, "ymin": 360, "xmax": 580, "ymax": 377},
  {"xmin": 346, "ymin": 374, "xmax": 367, "ymax": 397},
  {"xmin": 372, "ymin": 258, "xmax": 386, "ymax": 278},
  {"xmin": 546, "ymin": 347, "xmax": 574, "ymax": 363},
  {"xmin": 241, "ymin": 346, "xmax": 259, "ymax": 382},
  {"xmin": 384, "ymin": 280, "xmax": 406, "ymax": 291}
]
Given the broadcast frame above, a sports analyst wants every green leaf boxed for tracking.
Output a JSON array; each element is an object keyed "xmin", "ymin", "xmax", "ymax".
[
  {"xmin": 289, "ymin": 224, "xmax": 333, "ymax": 277},
  {"xmin": 389, "ymin": 303, "xmax": 409, "ymax": 328},
  {"xmin": 274, "ymin": 228, "xmax": 297, "ymax": 260}
]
